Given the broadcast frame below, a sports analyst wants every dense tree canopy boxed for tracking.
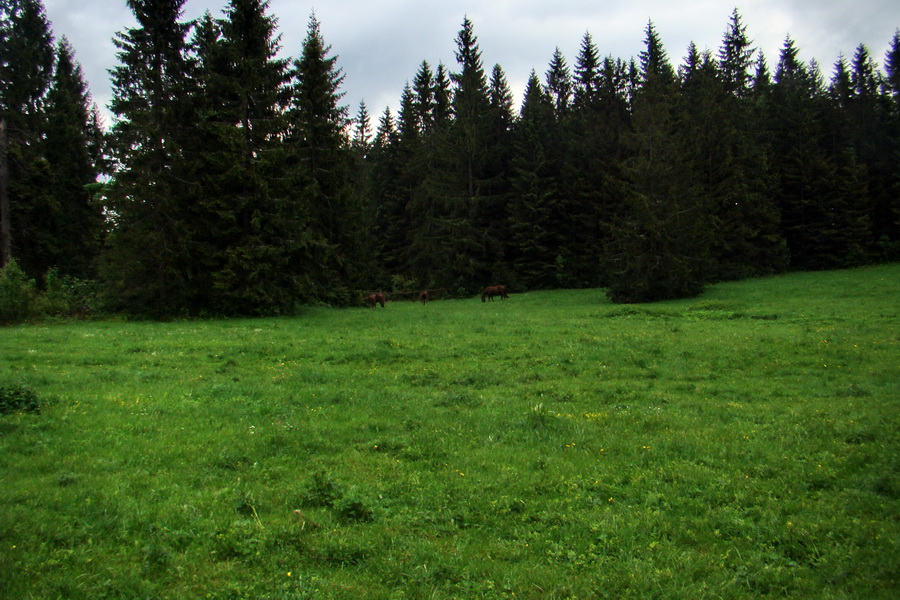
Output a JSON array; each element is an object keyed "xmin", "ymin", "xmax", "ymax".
[{"xmin": 3, "ymin": 2, "xmax": 898, "ymax": 314}]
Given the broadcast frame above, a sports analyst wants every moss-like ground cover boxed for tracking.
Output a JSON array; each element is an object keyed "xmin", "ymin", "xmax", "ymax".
[{"xmin": 1, "ymin": 265, "xmax": 898, "ymax": 599}]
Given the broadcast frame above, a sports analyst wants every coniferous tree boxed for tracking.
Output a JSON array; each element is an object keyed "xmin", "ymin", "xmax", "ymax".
[
  {"xmin": 605, "ymin": 21, "xmax": 710, "ymax": 302},
  {"xmin": 883, "ymin": 31, "xmax": 900, "ymax": 257},
  {"xmin": 182, "ymin": 11, "xmax": 225, "ymax": 308},
  {"xmin": 564, "ymin": 37, "xmax": 631, "ymax": 287},
  {"xmin": 403, "ymin": 61, "xmax": 458, "ymax": 289},
  {"xmin": 0, "ymin": 0, "xmax": 54, "ymax": 274},
  {"xmin": 374, "ymin": 107, "xmax": 397, "ymax": 149},
  {"xmin": 412, "ymin": 17, "xmax": 496, "ymax": 292},
  {"xmin": 412, "ymin": 61, "xmax": 435, "ymax": 133},
  {"xmin": 719, "ymin": 8, "xmax": 755, "ymax": 98},
  {"xmin": 402, "ymin": 62, "xmax": 456, "ymax": 289},
  {"xmin": 367, "ymin": 106, "xmax": 407, "ymax": 281},
  {"xmin": 433, "ymin": 62, "xmax": 453, "ymax": 124},
  {"xmin": 288, "ymin": 12, "xmax": 363, "ymax": 303},
  {"xmin": 541, "ymin": 46, "xmax": 578, "ymax": 283},
  {"xmin": 41, "ymin": 38, "xmax": 104, "ymax": 279},
  {"xmin": 387, "ymin": 82, "xmax": 422, "ymax": 278},
  {"xmin": 0, "ymin": 0, "xmax": 53, "ymax": 133},
  {"xmin": 397, "ymin": 82, "xmax": 418, "ymax": 141},
  {"xmin": 769, "ymin": 37, "xmax": 865, "ymax": 269},
  {"xmin": 484, "ymin": 63, "xmax": 515, "ymax": 278},
  {"xmin": 679, "ymin": 46, "xmax": 736, "ymax": 277},
  {"xmin": 690, "ymin": 11, "xmax": 787, "ymax": 280},
  {"xmin": 101, "ymin": 0, "xmax": 196, "ymax": 315},
  {"xmin": 751, "ymin": 51, "xmax": 772, "ymax": 101},
  {"xmin": 886, "ymin": 31, "xmax": 900, "ymax": 107},
  {"xmin": 488, "ymin": 64, "xmax": 515, "ymax": 134},
  {"xmin": 826, "ymin": 57, "xmax": 854, "ymax": 133},
  {"xmin": 749, "ymin": 50, "xmax": 775, "ymax": 164},
  {"xmin": 846, "ymin": 44, "xmax": 895, "ymax": 252},
  {"xmin": 450, "ymin": 16, "xmax": 492, "ymax": 199},
  {"xmin": 545, "ymin": 47, "xmax": 572, "ymax": 119},
  {"xmin": 769, "ymin": 37, "xmax": 820, "ymax": 268},
  {"xmin": 405, "ymin": 62, "xmax": 446, "ymax": 286},
  {"xmin": 351, "ymin": 99, "xmax": 381, "ymax": 287},
  {"xmin": 573, "ymin": 32, "xmax": 601, "ymax": 108},
  {"xmin": 190, "ymin": 0, "xmax": 298, "ymax": 314},
  {"xmin": 352, "ymin": 100, "xmax": 372, "ymax": 150},
  {"xmin": 507, "ymin": 71, "xmax": 562, "ymax": 288}
]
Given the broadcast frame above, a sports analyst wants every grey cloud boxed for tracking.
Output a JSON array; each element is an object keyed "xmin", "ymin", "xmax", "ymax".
[{"xmin": 40, "ymin": 0, "xmax": 899, "ymax": 126}]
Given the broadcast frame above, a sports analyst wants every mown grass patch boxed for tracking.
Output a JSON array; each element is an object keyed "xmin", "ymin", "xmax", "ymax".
[{"xmin": 1, "ymin": 264, "xmax": 898, "ymax": 599}]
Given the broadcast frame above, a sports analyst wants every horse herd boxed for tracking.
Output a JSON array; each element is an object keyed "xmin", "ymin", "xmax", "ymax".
[{"xmin": 363, "ymin": 285, "xmax": 508, "ymax": 308}]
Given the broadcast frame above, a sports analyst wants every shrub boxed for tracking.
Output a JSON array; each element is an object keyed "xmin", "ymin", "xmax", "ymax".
[
  {"xmin": 37, "ymin": 269, "xmax": 101, "ymax": 317},
  {"xmin": 0, "ymin": 382, "xmax": 40, "ymax": 414},
  {"xmin": 0, "ymin": 259, "xmax": 38, "ymax": 324},
  {"xmin": 390, "ymin": 274, "xmax": 417, "ymax": 293}
]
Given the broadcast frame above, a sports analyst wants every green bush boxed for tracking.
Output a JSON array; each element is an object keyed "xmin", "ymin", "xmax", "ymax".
[
  {"xmin": 0, "ymin": 382, "xmax": 40, "ymax": 414},
  {"xmin": 390, "ymin": 273, "xmax": 417, "ymax": 293},
  {"xmin": 36, "ymin": 269, "xmax": 100, "ymax": 317},
  {"xmin": 0, "ymin": 259, "xmax": 38, "ymax": 324}
]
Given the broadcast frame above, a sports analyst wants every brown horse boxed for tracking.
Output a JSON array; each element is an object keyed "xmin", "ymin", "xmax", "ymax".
[
  {"xmin": 419, "ymin": 290, "xmax": 429, "ymax": 304},
  {"xmin": 481, "ymin": 285, "xmax": 509, "ymax": 302},
  {"xmin": 364, "ymin": 292, "xmax": 386, "ymax": 308}
]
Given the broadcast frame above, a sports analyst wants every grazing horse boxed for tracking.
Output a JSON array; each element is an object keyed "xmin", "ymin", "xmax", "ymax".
[
  {"xmin": 419, "ymin": 290, "xmax": 429, "ymax": 304},
  {"xmin": 364, "ymin": 292, "xmax": 385, "ymax": 308},
  {"xmin": 481, "ymin": 285, "xmax": 509, "ymax": 302}
]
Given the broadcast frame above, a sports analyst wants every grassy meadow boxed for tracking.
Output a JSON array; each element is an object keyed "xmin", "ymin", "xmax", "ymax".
[{"xmin": 1, "ymin": 265, "xmax": 898, "ymax": 599}]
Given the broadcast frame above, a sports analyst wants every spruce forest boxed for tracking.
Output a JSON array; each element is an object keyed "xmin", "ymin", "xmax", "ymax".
[{"xmin": 1, "ymin": 0, "xmax": 899, "ymax": 317}]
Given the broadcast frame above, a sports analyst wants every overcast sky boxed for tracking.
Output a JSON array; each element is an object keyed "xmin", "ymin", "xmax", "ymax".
[{"xmin": 42, "ymin": 0, "xmax": 900, "ymax": 128}]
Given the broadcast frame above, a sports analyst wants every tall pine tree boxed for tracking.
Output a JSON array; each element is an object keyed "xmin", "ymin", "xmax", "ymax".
[
  {"xmin": 507, "ymin": 70, "xmax": 562, "ymax": 288},
  {"xmin": 846, "ymin": 44, "xmax": 894, "ymax": 254},
  {"xmin": 563, "ymin": 36, "xmax": 631, "ymax": 287},
  {"xmin": 101, "ymin": 0, "xmax": 197, "ymax": 315},
  {"xmin": 691, "ymin": 11, "xmax": 787, "ymax": 281},
  {"xmin": 769, "ymin": 37, "xmax": 865, "ymax": 269},
  {"xmin": 288, "ymin": 12, "xmax": 363, "ymax": 304},
  {"xmin": 605, "ymin": 22, "xmax": 711, "ymax": 302},
  {"xmin": 367, "ymin": 106, "xmax": 410, "ymax": 284},
  {"xmin": 41, "ymin": 37, "xmax": 104, "ymax": 279},
  {"xmin": 190, "ymin": 0, "xmax": 299, "ymax": 314},
  {"xmin": 409, "ymin": 17, "xmax": 496, "ymax": 292},
  {"xmin": 883, "ymin": 31, "xmax": 900, "ymax": 257},
  {"xmin": 0, "ymin": 0, "xmax": 54, "ymax": 275}
]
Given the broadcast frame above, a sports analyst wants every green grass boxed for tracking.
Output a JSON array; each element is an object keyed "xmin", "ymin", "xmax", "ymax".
[{"xmin": 1, "ymin": 265, "xmax": 898, "ymax": 599}]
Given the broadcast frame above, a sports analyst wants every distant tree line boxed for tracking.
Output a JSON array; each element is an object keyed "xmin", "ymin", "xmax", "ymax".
[{"xmin": 1, "ymin": 0, "xmax": 898, "ymax": 316}]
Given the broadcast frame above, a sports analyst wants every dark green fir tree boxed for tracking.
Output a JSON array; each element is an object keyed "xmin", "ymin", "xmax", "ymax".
[
  {"xmin": 101, "ymin": 0, "xmax": 197, "ymax": 315},
  {"xmin": 0, "ymin": 0, "xmax": 54, "ymax": 276},
  {"xmin": 42, "ymin": 37, "xmax": 104, "ymax": 279},
  {"xmin": 605, "ymin": 21, "xmax": 711, "ymax": 302},
  {"xmin": 189, "ymin": 0, "xmax": 300, "ymax": 314},
  {"xmin": 287, "ymin": 12, "xmax": 364, "ymax": 304},
  {"xmin": 507, "ymin": 70, "xmax": 562, "ymax": 288}
]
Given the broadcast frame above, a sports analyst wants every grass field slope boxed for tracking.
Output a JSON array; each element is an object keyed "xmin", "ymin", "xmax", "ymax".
[{"xmin": 1, "ymin": 265, "xmax": 898, "ymax": 599}]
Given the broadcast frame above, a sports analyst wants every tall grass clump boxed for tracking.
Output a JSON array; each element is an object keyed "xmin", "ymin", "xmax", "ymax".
[
  {"xmin": 0, "ymin": 381, "xmax": 40, "ymax": 414},
  {"xmin": 1, "ymin": 264, "xmax": 897, "ymax": 599}
]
